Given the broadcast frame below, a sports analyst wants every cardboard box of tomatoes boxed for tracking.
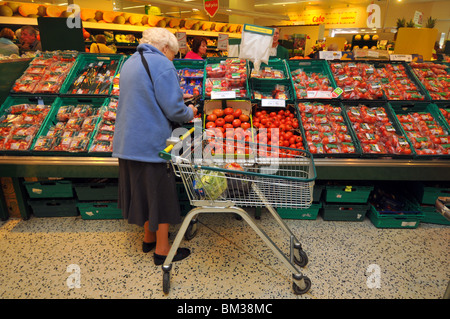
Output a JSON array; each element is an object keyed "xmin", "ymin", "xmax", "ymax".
[{"xmin": 203, "ymin": 100, "xmax": 254, "ymax": 157}]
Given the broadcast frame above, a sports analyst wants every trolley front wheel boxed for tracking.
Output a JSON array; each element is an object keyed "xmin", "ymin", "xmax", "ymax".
[
  {"xmin": 293, "ymin": 276, "xmax": 311, "ymax": 295},
  {"xmin": 163, "ymin": 270, "xmax": 170, "ymax": 294},
  {"xmin": 294, "ymin": 248, "xmax": 308, "ymax": 267},
  {"xmin": 184, "ymin": 218, "xmax": 198, "ymax": 241}
]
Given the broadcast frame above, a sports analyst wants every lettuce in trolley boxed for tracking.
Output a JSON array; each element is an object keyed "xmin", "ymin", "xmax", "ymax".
[{"xmin": 193, "ymin": 170, "xmax": 228, "ymax": 200}]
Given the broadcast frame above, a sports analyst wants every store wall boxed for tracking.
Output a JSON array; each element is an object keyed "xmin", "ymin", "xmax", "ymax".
[{"xmin": 74, "ymin": 0, "xmax": 113, "ymax": 11}]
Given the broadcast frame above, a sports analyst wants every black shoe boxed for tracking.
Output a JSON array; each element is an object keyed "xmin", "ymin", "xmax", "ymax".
[
  {"xmin": 142, "ymin": 233, "xmax": 171, "ymax": 253},
  {"xmin": 154, "ymin": 248, "xmax": 191, "ymax": 266},
  {"xmin": 143, "ymin": 242, "xmax": 156, "ymax": 253}
]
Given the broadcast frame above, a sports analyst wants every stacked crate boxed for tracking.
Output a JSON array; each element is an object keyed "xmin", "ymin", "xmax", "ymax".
[
  {"xmin": 322, "ymin": 184, "xmax": 373, "ymax": 221},
  {"xmin": 408, "ymin": 182, "xmax": 450, "ymax": 226},
  {"xmin": 368, "ymin": 185, "xmax": 424, "ymax": 229},
  {"xmin": 75, "ymin": 179, "xmax": 122, "ymax": 220},
  {"xmin": 24, "ymin": 179, "xmax": 78, "ymax": 217},
  {"xmin": 277, "ymin": 184, "xmax": 323, "ymax": 220}
]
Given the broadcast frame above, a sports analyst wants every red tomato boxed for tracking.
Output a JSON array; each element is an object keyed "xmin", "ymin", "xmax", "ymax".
[
  {"xmin": 232, "ymin": 119, "xmax": 242, "ymax": 127},
  {"xmin": 224, "ymin": 114, "xmax": 234, "ymax": 123},
  {"xmin": 206, "ymin": 121, "xmax": 216, "ymax": 129},
  {"xmin": 241, "ymin": 122, "xmax": 251, "ymax": 130},
  {"xmin": 233, "ymin": 109, "xmax": 242, "ymax": 118},
  {"xmin": 215, "ymin": 118, "xmax": 225, "ymax": 127},
  {"xmin": 239, "ymin": 114, "xmax": 250, "ymax": 122},
  {"xmin": 224, "ymin": 107, "xmax": 234, "ymax": 115},
  {"xmin": 206, "ymin": 114, "xmax": 217, "ymax": 122},
  {"xmin": 213, "ymin": 109, "xmax": 224, "ymax": 117}
]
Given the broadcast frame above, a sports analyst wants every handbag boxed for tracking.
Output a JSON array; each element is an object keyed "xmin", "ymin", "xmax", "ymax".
[{"xmin": 138, "ymin": 48, "xmax": 182, "ymax": 129}]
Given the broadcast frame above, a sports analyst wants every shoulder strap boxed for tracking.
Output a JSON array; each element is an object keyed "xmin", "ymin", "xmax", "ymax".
[{"xmin": 138, "ymin": 48, "xmax": 153, "ymax": 84}]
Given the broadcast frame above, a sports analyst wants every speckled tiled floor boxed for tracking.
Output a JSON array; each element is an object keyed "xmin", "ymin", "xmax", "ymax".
[{"xmin": 0, "ymin": 209, "xmax": 449, "ymax": 299}]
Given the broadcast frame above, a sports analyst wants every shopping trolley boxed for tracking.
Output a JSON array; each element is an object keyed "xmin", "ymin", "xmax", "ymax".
[{"xmin": 159, "ymin": 126, "xmax": 316, "ymax": 295}]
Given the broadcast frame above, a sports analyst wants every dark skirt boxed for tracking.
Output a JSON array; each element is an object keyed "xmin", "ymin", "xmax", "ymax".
[{"xmin": 118, "ymin": 159, "xmax": 181, "ymax": 232}]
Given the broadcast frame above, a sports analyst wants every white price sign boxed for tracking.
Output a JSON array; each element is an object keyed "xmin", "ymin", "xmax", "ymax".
[
  {"xmin": 211, "ymin": 91, "xmax": 236, "ymax": 100},
  {"xmin": 217, "ymin": 33, "xmax": 229, "ymax": 51},
  {"xmin": 306, "ymin": 91, "xmax": 333, "ymax": 99},
  {"xmin": 261, "ymin": 99, "xmax": 286, "ymax": 107},
  {"xmin": 390, "ymin": 54, "xmax": 412, "ymax": 62},
  {"xmin": 176, "ymin": 32, "xmax": 187, "ymax": 50}
]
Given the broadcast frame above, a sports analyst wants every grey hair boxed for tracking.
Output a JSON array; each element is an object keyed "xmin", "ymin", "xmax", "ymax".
[{"xmin": 140, "ymin": 27, "xmax": 179, "ymax": 53}]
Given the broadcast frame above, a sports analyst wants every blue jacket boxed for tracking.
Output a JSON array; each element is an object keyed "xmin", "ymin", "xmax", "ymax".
[{"xmin": 112, "ymin": 43, "xmax": 194, "ymax": 162}]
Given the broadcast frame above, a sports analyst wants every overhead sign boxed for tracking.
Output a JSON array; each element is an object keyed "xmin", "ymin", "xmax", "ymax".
[{"xmin": 204, "ymin": 0, "xmax": 219, "ymax": 18}]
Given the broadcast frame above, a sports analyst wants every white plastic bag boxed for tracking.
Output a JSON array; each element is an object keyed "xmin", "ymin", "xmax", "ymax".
[{"xmin": 239, "ymin": 25, "xmax": 274, "ymax": 72}]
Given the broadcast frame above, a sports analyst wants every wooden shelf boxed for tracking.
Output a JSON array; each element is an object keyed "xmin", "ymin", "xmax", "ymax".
[{"xmin": 0, "ymin": 17, "xmax": 241, "ymax": 38}]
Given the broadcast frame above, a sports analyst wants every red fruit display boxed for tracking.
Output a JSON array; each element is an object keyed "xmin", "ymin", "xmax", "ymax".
[
  {"xmin": 377, "ymin": 63, "xmax": 425, "ymax": 100},
  {"xmin": 346, "ymin": 104, "xmax": 412, "ymax": 156},
  {"xmin": 204, "ymin": 59, "xmax": 247, "ymax": 98},
  {"xmin": 291, "ymin": 69, "xmax": 333, "ymax": 99},
  {"xmin": 410, "ymin": 62, "xmax": 450, "ymax": 100},
  {"xmin": 396, "ymin": 110, "xmax": 450, "ymax": 156},
  {"xmin": 298, "ymin": 102, "xmax": 357, "ymax": 155}
]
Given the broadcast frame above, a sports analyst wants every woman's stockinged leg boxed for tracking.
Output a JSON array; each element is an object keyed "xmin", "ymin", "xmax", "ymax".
[
  {"xmin": 144, "ymin": 221, "xmax": 156, "ymax": 243},
  {"xmin": 154, "ymin": 223, "xmax": 170, "ymax": 256}
]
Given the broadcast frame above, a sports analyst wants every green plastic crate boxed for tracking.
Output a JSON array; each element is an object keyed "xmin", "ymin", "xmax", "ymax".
[
  {"xmin": 0, "ymin": 95, "xmax": 57, "ymax": 155},
  {"xmin": 250, "ymin": 78, "xmax": 296, "ymax": 104},
  {"xmin": 74, "ymin": 183, "xmax": 118, "ymax": 201},
  {"xmin": 78, "ymin": 201, "xmax": 122, "ymax": 220},
  {"xmin": 28, "ymin": 199, "xmax": 78, "ymax": 217},
  {"xmin": 368, "ymin": 204, "xmax": 424, "ymax": 229},
  {"xmin": 322, "ymin": 203, "xmax": 369, "ymax": 221},
  {"xmin": 277, "ymin": 202, "xmax": 321, "ymax": 220},
  {"xmin": 410, "ymin": 183, "xmax": 450, "ymax": 205},
  {"xmin": 30, "ymin": 96, "xmax": 109, "ymax": 155},
  {"xmin": 286, "ymin": 59, "xmax": 338, "ymax": 100},
  {"xmin": 24, "ymin": 180, "xmax": 73, "ymax": 199},
  {"xmin": 173, "ymin": 58, "xmax": 205, "ymax": 70},
  {"xmin": 60, "ymin": 53, "xmax": 124, "ymax": 96},
  {"xmin": 249, "ymin": 59, "xmax": 290, "ymax": 79},
  {"xmin": 419, "ymin": 205, "xmax": 450, "ymax": 225},
  {"xmin": 325, "ymin": 185, "xmax": 373, "ymax": 204},
  {"xmin": 390, "ymin": 102, "xmax": 450, "ymax": 159}
]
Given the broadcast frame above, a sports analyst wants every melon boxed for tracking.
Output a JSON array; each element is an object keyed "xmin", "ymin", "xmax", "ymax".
[
  {"xmin": 147, "ymin": 15, "xmax": 164, "ymax": 27},
  {"xmin": 114, "ymin": 15, "xmax": 125, "ymax": 24},
  {"xmin": 169, "ymin": 18, "xmax": 181, "ymax": 28},
  {"xmin": 94, "ymin": 10, "xmax": 103, "ymax": 21},
  {"xmin": 0, "ymin": 5, "xmax": 13, "ymax": 17},
  {"xmin": 372, "ymin": 34, "xmax": 379, "ymax": 40},
  {"xmin": 214, "ymin": 23, "xmax": 226, "ymax": 32},
  {"xmin": 141, "ymin": 15, "xmax": 148, "ymax": 25},
  {"xmin": 202, "ymin": 22, "xmax": 213, "ymax": 31},
  {"xmin": 157, "ymin": 19, "xmax": 166, "ymax": 28},
  {"xmin": 18, "ymin": 3, "xmax": 39, "ymax": 17},
  {"xmin": 60, "ymin": 10, "xmax": 71, "ymax": 18},
  {"xmin": 80, "ymin": 8, "xmax": 96, "ymax": 21},
  {"xmin": 46, "ymin": 5, "xmax": 62, "ymax": 17},
  {"xmin": 354, "ymin": 34, "xmax": 361, "ymax": 41},
  {"xmin": 37, "ymin": 5, "xmax": 46, "ymax": 17},
  {"xmin": 363, "ymin": 34, "xmax": 370, "ymax": 41},
  {"xmin": 228, "ymin": 24, "xmax": 238, "ymax": 33},
  {"xmin": 128, "ymin": 14, "xmax": 143, "ymax": 25},
  {"xmin": 184, "ymin": 19, "xmax": 197, "ymax": 30},
  {"xmin": 102, "ymin": 11, "xmax": 118, "ymax": 23},
  {"xmin": 6, "ymin": 2, "xmax": 20, "ymax": 14}
]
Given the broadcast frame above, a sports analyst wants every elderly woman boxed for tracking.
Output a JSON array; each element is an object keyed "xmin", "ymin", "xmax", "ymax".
[{"xmin": 113, "ymin": 28, "xmax": 197, "ymax": 265}]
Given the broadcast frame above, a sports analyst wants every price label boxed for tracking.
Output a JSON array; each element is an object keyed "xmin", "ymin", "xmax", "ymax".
[
  {"xmin": 261, "ymin": 99, "xmax": 285, "ymax": 107},
  {"xmin": 211, "ymin": 91, "xmax": 236, "ymax": 100},
  {"xmin": 306, "ymin": 91, "xmax": 333, "ymax": 99},
  {"xmin": 331, "ymin": 87, "xmax": 343, "ymax": 98},
  {"xmin": 176, "ymin": 32, "xmax": 187, "ymax": 50},
  {"xmin": 390, "ymin": 54, "xmax": 412, "ymax": 62},
  {"xmin": 217, "ymin": 33, "xmax": 229, "ymax": 51}
]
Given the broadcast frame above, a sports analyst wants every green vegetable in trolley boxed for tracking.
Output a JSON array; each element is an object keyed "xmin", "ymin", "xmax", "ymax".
[{"xmin": 193, "ymin": 170, "xmax": 227, "ymax": 200}]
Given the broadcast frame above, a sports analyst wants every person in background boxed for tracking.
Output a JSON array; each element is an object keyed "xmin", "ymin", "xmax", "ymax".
[
  {"xmin": 113, "ymin": 28, "xmax": 197, "ymax": 266},
  {"xmin": 0, "ymin": 28, "xmax": 19, "ymax": 56},
  {"xmin": 184, "ymin": 37, "xmax": 207, "ymax": 60},
  {"xmin": 269, "ymin": 27, "xmax": 289, "ymax": 60},
  {"xmin": 90, "ymin": 34, "xmax": 115, "ymax": 54},
  {"xmin": 18, "ymin": 25, "xmax": 41, "ymax": 53},
  {"xmin": 327, "ymin": 43, "xmax": 339, "ymax": 51}
]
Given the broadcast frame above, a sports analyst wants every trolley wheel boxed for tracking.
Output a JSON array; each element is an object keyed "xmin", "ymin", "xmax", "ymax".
[
  {"xmin": 163, "ymin": 270, "xmax": 170, "ymax": 294},
  {"xmin": 184, "ymin": 219, "xmax": 198, "ymax": 241},
  {"xmin": 293, "ymin": 276, "xmax": 311, "ymax": 295},
  {"xmin": 294, "ymin": 248, "xmax": 308, "ymax": 267}
]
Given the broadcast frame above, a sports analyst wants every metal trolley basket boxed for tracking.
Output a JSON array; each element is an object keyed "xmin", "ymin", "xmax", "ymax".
[{"xmin": 159, "ymin": 127, "xmax": 317, "ymax": 295}]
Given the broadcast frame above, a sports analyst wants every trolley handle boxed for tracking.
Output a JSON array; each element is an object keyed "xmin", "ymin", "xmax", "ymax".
[{"xmin": 159, "ymin": 127, "xmax": 195, "ymax": 161}]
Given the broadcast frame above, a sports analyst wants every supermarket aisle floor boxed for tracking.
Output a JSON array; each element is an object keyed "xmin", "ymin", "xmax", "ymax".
[{"xmin": 0, "ymin": 209, "xmax": 449, "ymax": 299}]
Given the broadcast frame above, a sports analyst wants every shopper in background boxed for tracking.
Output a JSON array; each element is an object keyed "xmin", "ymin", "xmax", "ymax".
[
  {"xmin": 269, "ymin": 27, "xmax": 289, "ymax": 60},
  {"xmin": 113, "ymin": 27, "xmax": 197, "ymax": 266},
  {"xmin": 90, "ymin": 34, "xmax": 115, "ymax": 54},
  {"xmin": 184, "ymin": 37, "xmax": 207, "ymax": 59},
  {"xmin": 18, "ymin": 26, "xmax": 41, "ymax": 53},
  {"xmin": 0, "ymin": 28, "xmax": 19, "ymax": 56},
  {"xmin": 327, "ymin": 43, "xmax": 339, "ymax": 51}
]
